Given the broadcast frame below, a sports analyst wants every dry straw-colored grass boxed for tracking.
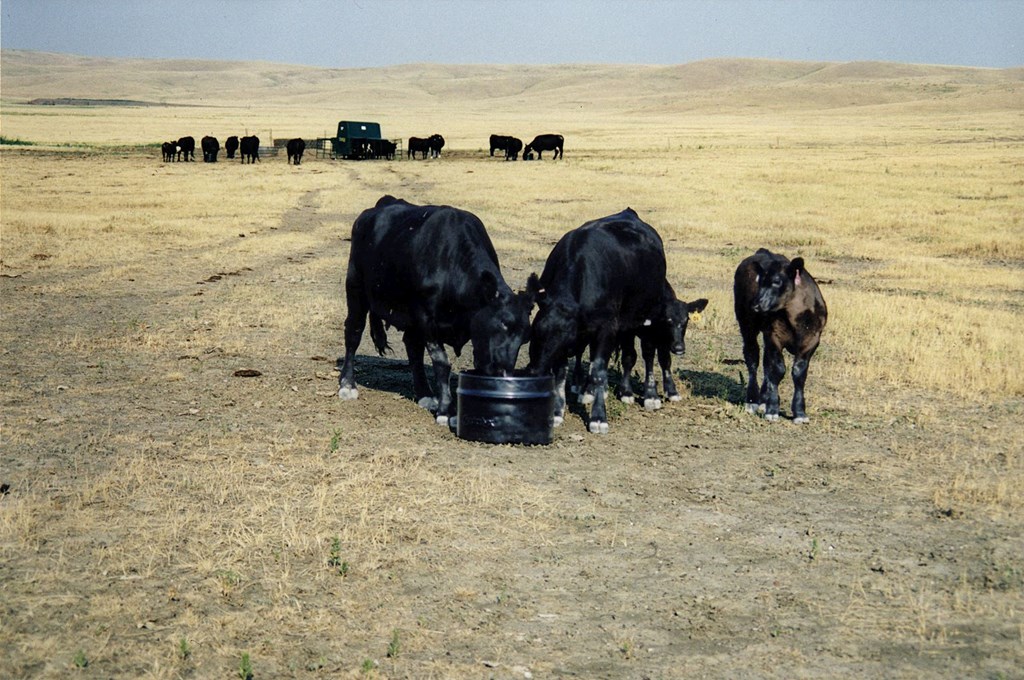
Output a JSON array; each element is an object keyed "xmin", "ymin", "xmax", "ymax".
[{"xmin": 2, "ymin": 51, "xmax": 1023, "ymax": 677}]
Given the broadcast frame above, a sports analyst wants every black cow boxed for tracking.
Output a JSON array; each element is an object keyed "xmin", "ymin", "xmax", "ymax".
[
  {"xmin": 378, "ymin": 139, "xmax": 397, "ymax": 160},
  {"xmin": 489, "ymin": 134, "xmax": 513, "ymax": 157},
  {"xmin": 527, "ymin": 208, "xmax": 701, "ymax": 433},
  {"xmin": 161, "ymin": 141, "xmax": 177, "ymax": 162},
  {"xmin": 524, "ymin": 134, "xmax": 563, "ymax": 160},
  {"xmin": 225, "ymin": 135, "xmax": 239, "ymax": 159},
  {"xmin": 504, "ymin": 137, "xmax": 523, "ymax": 161},
  {"xmin": 201, "ymin": 136, "xmax": 220, "ymax": 162},
  {"xmin": 734, "ymin": 248, "xmax": 828, "ymax": 423},
  {"xmin": 176, "ymin": 136, "xmax": 195, "ymax": 162},
  {"xmin": 287, "ymin": 138, "xmax": 306, "ymax": 165},
  {"xmin": 428, "ymin": 134, "xmax": 445, "ymax": 158},
  {"xmin": 407, "ymin": 137, "xmax": 430, "ymax": 159},
  {"xmin": 239, "ymin": 135, "xmax": 260, "ymax": 164},
  {"xmin": 338, "ymin": 196, "xmax": 538, "ymax": 425}
]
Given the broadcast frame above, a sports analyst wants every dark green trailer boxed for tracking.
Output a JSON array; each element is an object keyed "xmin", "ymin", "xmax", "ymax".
[{"xmin": 332, "ymin": 121, "xmax": 382, "ymax": 159}]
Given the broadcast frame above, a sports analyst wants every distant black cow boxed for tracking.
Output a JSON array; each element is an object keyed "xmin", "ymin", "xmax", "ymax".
[
  {"xmin": 524, "ymin": 134, "xmax": 563, "ymax": 160},
  {"xmin": 504, "ymin": 137, "xmax": 523, "ymax": 160},
  {"xmin": 161, "ymin": 141, "xmax": 177, "ymax": 162},
  {"xmin": 287, "ymin": 138, "xmax": 306, "ymax": 165},
  {"xmin": 176, "ymin": 136, "xmax": 195, "ymax": 162},
  {"xmin": 428, "ymin": 134, "xmax": 445, "ymax": 158},
  {"xmin": 378, "ymin": 139, "xmax": 397, "ymax": 160},
  {"xmin": 201, "ymin": 136, "xmax": 220, "ymax": 162},
  {"xmin": 407, "ymin": 137, "xmax": 430, "ymax": 159},
  {"xmin": 489, "ymin": 134, "xmax": 513, "ymax": 157},
  {"xmin": 734, "ymin": 248, "xmax": 828, "ymax": 423},
  {"xmin": 527, "ymin": 208, "xmax": 701, "ymax": 433},
  {"xmin": 239, "ymin": 135, "xmax": 260, "ymax": 164},
  {"xmin": 225, "ymin": 135, "xmax": 239, "ymax": 159},
  {"xmin": 338, "ymin": 196, "xmax": 538, "ymax": 425}
]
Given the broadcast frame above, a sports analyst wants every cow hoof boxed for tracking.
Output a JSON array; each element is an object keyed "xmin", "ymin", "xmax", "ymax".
[
  {"xmin": 744, "ymin": 403, "xmax": 758, "ymax": 414},
  {"xmin": 668, "ymin": 394, "xmax": 682, "ymax": 402},
  {"xmin": 417, "ymin": 396, "xmax": 438, "ymax": 411},
  {"xmin": 643, "ymin": 398, "xmax": 662, "ymax": 412},
  {"xmin": 620, "ymin": 395, "xmax": 635, "ymax": 405},
  {"xmin": 763, "ymin": 413, "xmax": 779, "ymax": 422},
  {"xmin": 588, "ymin": 421, "xmax": 609, "ymax": 434},
  {"xmin": 580, "ymin": 392, "xmax": 595, "ymax": 405},
  {"xmin": 553, "ymin": 415, "xmax": 564, "ymax": 427},
  {"xmin": 793, "ymin": 415, "xmax": 810, "ymax": 424},
  {"xmin": 435, "ymin": 414, "xmax": 450, "ymax": 426},
  {"xmin": 448, "ymin": 416, "xmax": 458, "ymax": 429},
  {"xmin": 338, "ymin": 386, "xmax": 359, "ymax": 400}
]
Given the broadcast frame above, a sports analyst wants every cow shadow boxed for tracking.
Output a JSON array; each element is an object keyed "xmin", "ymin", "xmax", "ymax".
[
  {"xmin": 677, "ymin": 367, "xmax": 745, "ymax": 405},
  {"xmin": 339, "ymin": 355, "xmax": 420, "ymax": 403}
]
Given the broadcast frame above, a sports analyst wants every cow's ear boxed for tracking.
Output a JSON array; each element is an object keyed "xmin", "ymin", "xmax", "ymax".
[
  {"xmin": 688, "ymin": 298, "xmax": 709, "ymax": 314},
  {"xmin": 787, "ymin": 258, "xmax": 805, "ymax": 284},
  {"xmin": 479, "ymin": 270, "xmax": 499, "ymax": 302},
  {"xmin": 524, "ymin": 273, "xmax": 543, "ymax": 304}
]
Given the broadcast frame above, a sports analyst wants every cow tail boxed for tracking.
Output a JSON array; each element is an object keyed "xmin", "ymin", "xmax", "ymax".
[{"xmin": 369, "ymin": 313, "xmax": 392, "ymax": 356}]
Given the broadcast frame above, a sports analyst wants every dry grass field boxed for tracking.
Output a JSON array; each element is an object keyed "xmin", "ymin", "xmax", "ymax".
[{"xmin": 2, "ymin": 50, "xmax": 1023, "ymax": 678}]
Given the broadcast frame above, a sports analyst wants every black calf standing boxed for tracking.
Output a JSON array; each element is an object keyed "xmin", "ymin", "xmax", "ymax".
[{"xmin": 734, "ymin": 248, "xmax": 827, "ymax": 423}]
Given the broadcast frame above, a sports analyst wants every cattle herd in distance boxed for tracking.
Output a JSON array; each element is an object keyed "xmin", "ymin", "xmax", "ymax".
[
  {"xmin": 158, "ymin": 133, "xmax": 566, "ymax": 164},
  {"xmin": 337, "ymin": 195, "xmax": 828, "ymax": 436}
]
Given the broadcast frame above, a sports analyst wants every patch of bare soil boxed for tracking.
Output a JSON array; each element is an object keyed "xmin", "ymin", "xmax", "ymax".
[{"xmin": 1, "ymin": 153, "xmax": 1020, "ymax": 679}]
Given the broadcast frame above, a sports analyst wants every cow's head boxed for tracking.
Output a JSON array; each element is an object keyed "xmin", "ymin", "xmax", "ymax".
[
  {"xmin": 470, "ymin": 272, "xmax": 539, "ymax": 376},
  {"xmin": 752, "ymin": 257, "xmax": 803, "ymax": 313},
  {"xmin": 658, "ymin": 294, "xmax": 709, "ymax": 357}
]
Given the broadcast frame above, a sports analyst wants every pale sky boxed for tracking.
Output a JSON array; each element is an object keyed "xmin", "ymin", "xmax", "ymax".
[{"xmin": 2, "ymin": 0, "xmax": 1021, "ymax": 69}]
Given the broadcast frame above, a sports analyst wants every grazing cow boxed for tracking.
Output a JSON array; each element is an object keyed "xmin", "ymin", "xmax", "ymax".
[
  {"xmin": 489, "ymin": 134, "xmax": 512, "ymax": 157},
  {"xmin": 524, "ymin": 134, "xmax": 563, "ymax": 160},
  {"xmin": 176, "ymin": 136, "xmax": 195, "ymax": 162},
  {"xmin": 734, "ymin": 248, "xmax": 828, "ymax": 423},
  {"xmin": 225, "ymin": 135, "xmax": 239, "ymax": 159},
  {"xmin": 161, "ymin": 141, "xmax": 177, "ymax": 162},
  {"xmin": 429, "ymin": 134, "xmax": 445, "ymax": 158},
  {"xmin": 527, "ymin": 208, "xmax": 700, "ymax": 433},
  {"xmin": 378, "ymin": 139, "xmax": 397, "ymax": 160},
  {"xmin": 201, "ymin": 136, "xmax": 220, "ymax": 162},
  {"xmin": 286, "ymin": 138, "xmax": 306, "ymax": 165},
  {"xmin": 239, "ymin": 135, "xmax": 260, "ymax": 164},
  {"xmin": 338, "ymin": 196, "xmax": 538, "ymax": 424},
  {"xmin": 504, "ymin": 137, "xmax": 523, "ymax": 161},
  {"xmin": 407, "ymin": 136, "xmax": 431, "ymax": 159}
]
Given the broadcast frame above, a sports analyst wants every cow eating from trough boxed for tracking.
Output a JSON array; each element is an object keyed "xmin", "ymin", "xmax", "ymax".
[
  {"xmin": 337, "ymin": 196, "xmax": 538, "ymax": 425},
  {"xmin": 527, "ymin": 208, "xmax": 705, "ymax": 433},
  {"xmin": 239, "ymin": 135, "xmax": 260, "ymax": 164},
  {"xmin": 733, "ymin": 248, "xmax": 828, "ymax": 423},
  {"xmin": 524, "ymin": 134, "xmax": 563, "ymax": 160},
  {"xmin": 201, "ymin": 136, "xmax": 220, "ymax": 162}
]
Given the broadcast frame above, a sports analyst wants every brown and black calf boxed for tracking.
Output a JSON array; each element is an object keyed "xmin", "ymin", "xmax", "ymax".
[{"xmin": 734, "ymin": 248, "xmax": 827, "ymax": 423}]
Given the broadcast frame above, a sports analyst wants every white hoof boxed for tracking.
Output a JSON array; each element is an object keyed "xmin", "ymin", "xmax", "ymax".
[
  {"xmin": 338, "ymin": 386, "xmax": 359, "ymax": 400},
  {"xmin": 417, "ymin": 396, "xmax": 438, "ymax": 411},
  {"xmin": 793, "ymin": 416, "xmax": 810, "ymax": 424},
  {"xmin": 620, "ymin": 395, "xmax": 635, "ymax": 405},
  {"xmin": 668, "ymin": 394, "xmax": 682, "ymax": 402},
  {"xmin": 643, "ymin": 398, "xmax": 663, "ymax": 412},
  {"xmin": 763, "ymin": 412, "xmax": 779, "ymax": 422},
  {"xmin": 435, "ymin": 414, "xmax": 450, "ymax": 426},
  {"xmin": 553, "ymin": 415, "xmax": 564, "ymax": 427},
  {"xmin": 744, "ymin": 403, "xmax": 758, "ymax": 414},
  {"xmin": 588, "ymin": 421, "xmax": 609, "ymax": 434},
  {"xmin": 580, "ymin": 392, "xmax": 595, "ymax": 406}
]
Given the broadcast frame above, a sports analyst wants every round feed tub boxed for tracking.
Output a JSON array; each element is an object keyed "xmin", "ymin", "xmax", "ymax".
[{"xmin": 455, "ymin": 371, "xmax": 555, "ymax": 445}]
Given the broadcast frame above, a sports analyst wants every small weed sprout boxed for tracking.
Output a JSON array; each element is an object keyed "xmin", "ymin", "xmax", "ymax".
[
  {"xmin": 361, "ymin": 658, "xmax": 376, "ymax": 673},
  {"xmin": 238, "ymin": 652, "xmax": 254, "ymax": 680},
  {"xmin": 73, "ymin": 649, "xmax": 88, "ymax": 668},
  {"xmin": 329, "ymin": 429, "xmax": 342, "ymax": 453},
  {"xmin": 328, "ymin": 537, "xmax": 350, "ymax": 576},
  {"xmin": 178, "ymin": 637, "xmax": 192, "ymax": 661},
  {"xmin": 386, "ymin": 629, "xmax": 400, "ymax": 658}
]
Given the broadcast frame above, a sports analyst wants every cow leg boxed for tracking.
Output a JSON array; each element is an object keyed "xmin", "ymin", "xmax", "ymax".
[
  {"xmin": 426, "ymin": 342, "xmax": 453, "ymax": 426},
  {"xmin": 791, "ymin": 345, "xmax": 818, "ymax": 424},
  {"xmin": 761, "ymin": 342, "xmax": 786, "ymax": 422},
  {"xmin": 617, "ymin": 337, "xmax": 638, "ymax": 405},
  {"xmin": 640, "ymin": 338, "xmax": 662, "ymax": 411},
  {"xmin": 337, "ymin": 293, "xmax": 368, "ymax": 400},
  {"xmin": 571, "ymin": 354, "xmax": 586, "ymax": 399},
  {"xmin": 659, "ymin": 343, "xmax": 681, "ymax": 403},
  {"xmin": 741, "ymin": 329, "xmax": 762, "ymax": 413},
  {"xmin": 587, "ymin": 349, "xmax": 611, "ymax": 434},
  {"xmin": 402, "ymin": 333, "xmax": 436, "ymax": 413}
]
